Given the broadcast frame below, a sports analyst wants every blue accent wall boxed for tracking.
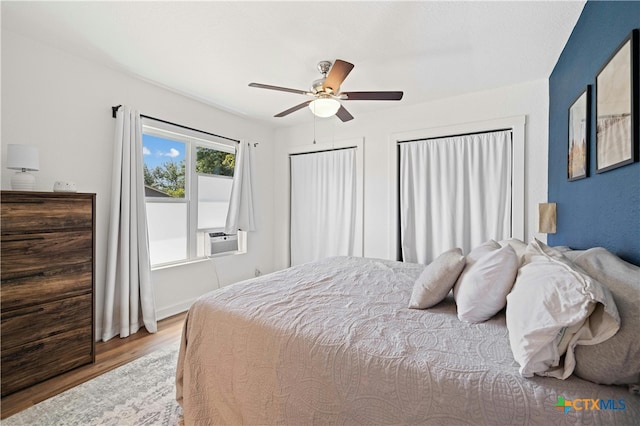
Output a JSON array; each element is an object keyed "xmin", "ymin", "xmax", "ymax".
[{"xmin": 548, "ymin": 1, "xmax": 640, "ymax": 265}]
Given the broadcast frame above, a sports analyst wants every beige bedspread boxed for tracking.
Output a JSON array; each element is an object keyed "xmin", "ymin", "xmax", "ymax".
[{"xmin": 176, "ymin": 256, "xmax": 639, "ymax": 425}]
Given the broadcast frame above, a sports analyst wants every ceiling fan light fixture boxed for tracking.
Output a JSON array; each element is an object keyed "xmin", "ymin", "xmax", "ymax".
[
  {"xmin": 249, "ymin": 59, "xmax": 402, "ymax": 122},
  {"xmin": 309, "ymin": 98, "xmax": 340, "ymax": 118}
]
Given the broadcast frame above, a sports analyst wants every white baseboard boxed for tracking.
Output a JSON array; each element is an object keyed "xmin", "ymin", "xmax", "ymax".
[
  {"xmin": 95, "ymin": 298, "xmax": 196, "ymax": 341},
  {"xmin": 156, "ymin": 298, "xmax": 196, "ymax": 321}
]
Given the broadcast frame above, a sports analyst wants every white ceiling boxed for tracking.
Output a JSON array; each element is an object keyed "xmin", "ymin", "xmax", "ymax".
[{"xmin": 2, "ymin": 1, "xmax": 585, "ymax": 127}]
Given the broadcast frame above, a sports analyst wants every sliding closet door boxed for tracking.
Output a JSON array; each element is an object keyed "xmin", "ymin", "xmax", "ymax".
[
  {"xmin": 290, "ymin": 148, "xmax": 356, "ymax": 266},
  {"xmin": 399, "ymin": 130, "xmax": 512, "ymax": 264}
]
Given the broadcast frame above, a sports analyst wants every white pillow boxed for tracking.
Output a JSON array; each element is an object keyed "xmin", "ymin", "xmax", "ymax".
[
  {"xmin": 456, "ymin": 245, "xmax": 519, "ymax": 323},
  {"xmin": 408, "ymin": 248, "xmax": 465, "ymax": 309},
  {"xmin": 498, "ymin": 238, "xmax": 528, "ymax": 265},
  {"xmin": 506, "ymin": 239, "xmax": 620, "ymax": 379},
  {"xmin": 453, "ymin": 239, "xmax": 501, "ymax": 301}
]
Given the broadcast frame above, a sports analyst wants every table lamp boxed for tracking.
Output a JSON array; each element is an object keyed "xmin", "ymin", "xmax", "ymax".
[{"xmin": 7, "ymin": 144, "xmax": 39, "ymax": 190}]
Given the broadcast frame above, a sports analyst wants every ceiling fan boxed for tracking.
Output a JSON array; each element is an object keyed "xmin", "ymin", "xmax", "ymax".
[{"xmin": 249, "ymin": 59, "xmax": 403, "ymax": 122}]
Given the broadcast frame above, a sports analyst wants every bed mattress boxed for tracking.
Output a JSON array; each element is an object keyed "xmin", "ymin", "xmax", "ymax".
[{"xmin": 176, "ymin": 256, "xmax": 639, "ymax": 425}]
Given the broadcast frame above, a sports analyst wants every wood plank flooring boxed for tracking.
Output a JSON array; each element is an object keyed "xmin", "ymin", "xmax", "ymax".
[{"xmin": 1, "ymin": 312, "xmax": 186, "ymax": 420}]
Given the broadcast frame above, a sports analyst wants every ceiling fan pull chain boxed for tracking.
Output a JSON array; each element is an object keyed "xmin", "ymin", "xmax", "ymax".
[{"xmin": 313, "ymin": 109, "xmax": 317, "ymax": 144}]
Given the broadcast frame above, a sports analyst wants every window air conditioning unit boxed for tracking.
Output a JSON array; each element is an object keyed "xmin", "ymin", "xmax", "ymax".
[{"xmin": 209, "ymin": 232, "xmax": 238, "ymax": 255}]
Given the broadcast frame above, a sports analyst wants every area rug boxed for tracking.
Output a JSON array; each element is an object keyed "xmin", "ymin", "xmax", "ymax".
[{"xmin": 3, "ymin": 343, "xmax": 182, "ymax": 426}]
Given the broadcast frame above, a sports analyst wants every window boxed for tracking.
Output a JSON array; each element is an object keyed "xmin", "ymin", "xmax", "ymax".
[{"xmin": 142, "ymin": 119, "xmax": 237, "ymax": 267}]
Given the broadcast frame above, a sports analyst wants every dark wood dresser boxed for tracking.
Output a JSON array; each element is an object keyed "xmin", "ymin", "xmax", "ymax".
[{"xmin": 1, "ymin": 191, "xmax": 95, "ymax": 396}]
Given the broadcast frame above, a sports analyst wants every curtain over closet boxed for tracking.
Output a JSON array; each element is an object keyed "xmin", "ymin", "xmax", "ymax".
[
  {"xmin": 399, "ymin": 130, "xmax": 512, "ymax": 264},
  {"xmin": 102, "ymin": 106, "xmax": 157, "ymax": 341},
  {"xmin": 290, "ymin": 148, "xmax": 356, "ymax": 266}
]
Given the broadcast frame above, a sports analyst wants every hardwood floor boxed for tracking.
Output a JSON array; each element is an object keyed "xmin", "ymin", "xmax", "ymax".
[{"xmin": 1, "ymin": 312, "xmax": 186, "ymax": 420}]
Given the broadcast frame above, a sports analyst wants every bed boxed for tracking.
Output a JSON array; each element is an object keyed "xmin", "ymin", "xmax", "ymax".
[{"xmin": 176, "ymin": 243, "xmax": 640, "ymax": 425}]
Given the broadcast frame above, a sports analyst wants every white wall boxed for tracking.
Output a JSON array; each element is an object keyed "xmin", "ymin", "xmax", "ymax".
[
  {"xmin": 1, "ymin": 31, "xmax": 276, "ymax": 339},
  {"xmin": 1, "ymin": 29, "xmax": 550, "ymax": 338},
  {"xmin": 273, "ymin": 79, "xmax": 549, "ymax": 270}
]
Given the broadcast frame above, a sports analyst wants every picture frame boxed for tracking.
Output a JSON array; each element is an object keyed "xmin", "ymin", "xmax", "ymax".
[
  {"xmin": 568, "ymin": 86, "xmax": 590, "ymax": 181},
  {"xmin": 595, "ymin": 29, "xmax": 639, "ymax": 173}
]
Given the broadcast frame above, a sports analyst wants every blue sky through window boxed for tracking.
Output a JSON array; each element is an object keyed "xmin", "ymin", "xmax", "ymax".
[{"xmin": 142, "ymin": 134, "xmax": 185, "ymax": 169}]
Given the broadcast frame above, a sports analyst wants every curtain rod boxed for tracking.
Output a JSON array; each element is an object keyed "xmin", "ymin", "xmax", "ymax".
[
  {"xmin": 289, "ymin": 146, "xmax": 357, "ymax": 156},
  {"xmin": 397, "ymin": 128, "xmax": 512, "ymax": 144},
  {"xmin": 111, "ymin": 105, "xmax": 240, "ymax": 143}
]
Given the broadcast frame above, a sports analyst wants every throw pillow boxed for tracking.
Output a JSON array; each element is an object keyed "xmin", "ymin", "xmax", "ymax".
[
  {"xmin": 506, "ymin": 239, "xmax": 620, "ymax": 379},
  {"xmin": 408, "ymin": 247, "xmax": 466, "ymax": 309},
  {"xmin": 498, "ymin": 238, "xmax": 528, "ymax": 265},
  {"xmin": 456, "ymin": 244, "xmax": 519, "ymax": 323},
  {"xmin": 452, "ymin": 239, "xmax": 501, "ymax": 301},
  {"xmin": 572, "ymin": 247, "xmax": 640, "ymax": 385}
]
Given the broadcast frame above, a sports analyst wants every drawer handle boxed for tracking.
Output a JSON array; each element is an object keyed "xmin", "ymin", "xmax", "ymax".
[
  {"xmin": 2, "ymin": 272, "xmax": 46, "ymax": 282},
  {"xmin": 1, "ymin": 305, "xmax": 45, "ymax": 319},
  {"xmin": 3, "ymin": 236, "xmax": 45, "ymax": 242},
  {"xmin": 3, "ymin": 342, "xmax": 46, "ymax": 360},
  {"xmin": 1, "ymin": 201, "xmax": 45, "ymax": 204}
]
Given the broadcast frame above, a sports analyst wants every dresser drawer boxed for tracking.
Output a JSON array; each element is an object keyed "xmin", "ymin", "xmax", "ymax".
[
  {"xmin": 1, "ymin": 326, "xmax": 93, "ymax": 396},
  {"xmin": 1, "ymin": 194, "xmax": 93, "ymax": 234},
  {"xmin": 1, "ymin": 262, "xmax": 92, "ymax": 311},
  {"xmin": 1, "ymin": 293, "xmax": 92, "ymax": 352},
  {"xmin": 1, "ymin": 230, "xmax": 93, "ymax": 279}
]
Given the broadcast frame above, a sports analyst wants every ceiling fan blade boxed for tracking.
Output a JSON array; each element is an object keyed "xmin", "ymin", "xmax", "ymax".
[
  {"xmin": 274, "ymin": 100, "xmax": 312, "ymax": 117},
  {"xmin": 249, "ymin": 83, "xmax": 310, "ymax": 96},
  {"xmin": 341, "ymin": 91, "xmax": 404, "ymax": 101},
  {"xmin": 336, "ymin": 105, "xmax": 354, "ymax": 122},
  {"xmin": 322, "ymin": 59, "xmax": 354, "ymax": 93}
]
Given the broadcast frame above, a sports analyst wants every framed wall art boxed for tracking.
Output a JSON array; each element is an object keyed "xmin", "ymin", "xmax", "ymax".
[
  {"xmin": 595, "ymin": 29, "xmax": 639, "ymax": 173},
  {"xmin": 568, "ymin": 86, "xmax": 590, "ymax": 181}
]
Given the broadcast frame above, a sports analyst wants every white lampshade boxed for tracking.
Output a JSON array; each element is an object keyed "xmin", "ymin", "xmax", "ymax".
[
  {"xmin": 308, "ymin": 98, "xmax": 340, "ymax": 118},
  {"xmin": 7, "ymin": 144, "xmax": 39, "ymax": 191},
  {"xmin": 7, "ymin": 144, "xmax": 39, "ymax": 171}
]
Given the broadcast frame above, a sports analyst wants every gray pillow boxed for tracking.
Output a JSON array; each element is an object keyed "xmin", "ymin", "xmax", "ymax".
[{"xmin": 572, "ymin": 247, "xmax": 640, "ymax": 385}]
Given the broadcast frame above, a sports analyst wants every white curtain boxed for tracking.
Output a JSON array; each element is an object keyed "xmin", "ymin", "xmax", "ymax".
[
  {"xmin": 399, "ymin": 130, "xmax": 512, "ymax": 264},
  {"xmin": 102, "ymin": 106, "xmax": 157, "ymax": 341},
  {"xmin": 290, "ymin": 148, "xmax": 356, "ymax": 266},
  {"xmin": 225, "ymin": 141, "xmax": 256, "ymax": 233}
]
